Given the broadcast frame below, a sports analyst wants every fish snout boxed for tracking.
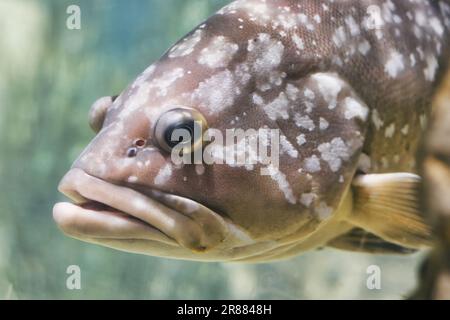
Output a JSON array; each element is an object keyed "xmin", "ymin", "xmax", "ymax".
[
  {"xmin": 53, "ymin": 168, "xmax": 93, "ymax": 237},
  {"xmin": 57, "ymin": 168, "xmax": 88, "ymax": 204}
]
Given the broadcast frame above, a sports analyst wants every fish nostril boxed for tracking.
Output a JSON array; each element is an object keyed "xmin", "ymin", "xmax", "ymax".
[
  {"xmin": 127, "ymin": 147, "xmax": 138, "ymax": 158},
  {"xmin": 134, "ymin": 138, "xmax": 147, "ymax": 148}
]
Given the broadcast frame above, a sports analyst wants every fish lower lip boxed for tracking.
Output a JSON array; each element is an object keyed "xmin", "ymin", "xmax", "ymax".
[
  {"xmin": 53, "ymin": 201, "xmax": 178, "ymax": 246},
  {"xmin": 54, "ymin": 168, "xmax": 229, "ymax": 252}
]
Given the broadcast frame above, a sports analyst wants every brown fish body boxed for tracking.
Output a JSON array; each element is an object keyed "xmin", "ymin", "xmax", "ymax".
[{"xmin": 53, "ymin": 0, "xmax": 450, "ymax": 262}]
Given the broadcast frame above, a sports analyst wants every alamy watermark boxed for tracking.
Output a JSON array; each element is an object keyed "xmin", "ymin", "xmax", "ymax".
[
  {"xmin": 66, "ymin": 265, "xmax": 81, "ymax": 290},
  {"xmin": 66, "ymin": 5, "xmax": 81, "ymax": 30},
  {"xmin": 169, "ymin": 123, "xmax": 280, "ymax": 176},
  {"xmin": 366, "ymin": 265, "xmax": 381, "ymax": 290},
  {"xmin": 365, "ymin": 5, "xmax": 384, "ymax": 31}
]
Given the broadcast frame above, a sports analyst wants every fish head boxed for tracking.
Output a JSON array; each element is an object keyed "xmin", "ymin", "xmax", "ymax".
[{"xmin": 53, "ymin": 1, "xmax": 369, "ymax": 262}]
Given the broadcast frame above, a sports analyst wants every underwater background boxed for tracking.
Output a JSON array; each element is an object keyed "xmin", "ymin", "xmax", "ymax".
[{"xmin": 0, "ymin": 0, "xmax": 425, "ymax": 299}]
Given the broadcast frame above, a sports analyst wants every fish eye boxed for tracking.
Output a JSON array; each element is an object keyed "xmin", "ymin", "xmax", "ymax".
[
  {"xmin": 153, "ymin": 107, "xmax": 207, "ymax": 153},
  {"xmin": 88, "ymin": 95, "xmax": 117, "ymax": 133}
]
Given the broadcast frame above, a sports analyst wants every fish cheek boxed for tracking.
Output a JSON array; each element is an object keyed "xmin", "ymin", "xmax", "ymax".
[
  {"xmin": 245, "ymin": 72, "xmax": 371, "ymax": 227},
  {"xmin": 294, "ymin": 73, "xmax": 370, "ymax": 221},
  {"xmin": 187, "ymin": 73, "xmax": 372, "ymax": 240},
  {"xmin": 195, "ymin": 162, "xmax": 308, "ymax": 240}
]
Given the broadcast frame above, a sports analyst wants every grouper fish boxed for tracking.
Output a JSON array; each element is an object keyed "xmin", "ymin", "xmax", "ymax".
[{"xmin": 53, "ymin": 0, "xmax": 450, "ymax": 262}]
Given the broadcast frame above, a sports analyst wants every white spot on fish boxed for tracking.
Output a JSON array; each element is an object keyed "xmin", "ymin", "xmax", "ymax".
[
  {"xmin": 345, "ymin": 15, "xmax": 360, "ymax": 36},
  {"xmin": 304, "ymin": 88, "xmax": 315, "ymax": 100},
  {"xmin": 410, "ymin": 53, "xmax": 417, "ymax": 67},
  {"xmin": 430, "ymin": 17, "xmax": 444, "ymax": 36},
  {"xmin": 247, "ymin": 33, "xmax": 284, "ymax": 74},
  {"xmin": 312, "ymin": 73, "xmax": 342, "ymax": 109},
  {"xmin": 371, "ymin": 109, "xmax": 384, "ymax": 130},
  {"xmin": 132, "ymin": 65, "xmax": 156, "ymax": 89},
  {"xmin": 300, "ymin": 193, "xmax": 316, "ymax": 207},
  {"xmin": 252, "ymin": 93, "xmax": 264, "ymax": 106},
  {"xmin": 357, "ymin": 153, "xmax": 372, "ymax": 173},
  {"xmin": 311, "ymin": 14, "xmax": 320, "ymax": 25},
  {"xmin": 266, "ymin": 165, "xmax": 296, "ymax": 204},
  {"xmin": 332, "ymin": 26, "xmax": 347, "ymax": 47},
  {"xmin": 401, "ymin": 124, "xmax": 409, "ymax": 135},
  {"xmin": 420, "ymin": 114, "xmax": 428, "ymax": 129},
  {"xmin": 195, "ymin": 164, "xmax": 205, "ymax": 175},
  {"xmin": 150, "ymin": 68, "xmax": 185, "ymax": 97},
  {"xmin": 263, "ymin": 92, "xmax": 290, "ymax": 121},
  {"xmin": 292, "ymin": 34, "xmax": 305, "ymax": 51},
  {"xmin": 296, "ymin": 134, "xmax": 306, "ymax": 146},
  {"xmin": 319, "ymin": 117, "xmax": 329, "ymax": 130},
  {"xmin": 154, "ymin": 164, "xmax": 172, "ymax": 185},
  {"xmin": 294, "ymin": 114, "xmax": 315, "ymax": 131},
  {"xmin": 192, "ymin": 70, "xmax": 239, "ymax": 114},
  {"xmin": 304, "ymin": 155, "xmax": 321, "ymax": 173},
  {"xmin": 316, "ymin": 202, "xmax": 333, "ymax": 220},
  {"xmin": 280, "ymin": 135, "xmax": 298, "ymax": 158},
  {"xmin": 416, "ymin": 46, "xmax": 425, "ymax": 60},
  {"xmin": 385, "ymin": 123, "xmax": 395, "ymax": 138},
  {"xmin": 286, "ymin": 84, "xmax": 300, "ymax": 100},
  {"xmin": 133, "ymin": 198, "xmax": 149, "ymax": 212},
  {"xmin": 169, "ymin": 29, "xmax": 203, "ymax": 58},
  {"xmin": 384, "ymin": 50, "xmax": 404, "ymax": 78},
  {"xmin": 318, "ymin": 138, "xmax": 350, "ymax": 172},
  {"xmin": 424, "ymin": 55, "xmax": 438, "ymax": 82},
  {"xmin": 358, "ymin": 40, "xmax": 371, "ymax": 55},
  {"xmin": 344, "ymin": 97, "xmax": 369, "ymax": 121},
  {"xmin": 198, "ymin": 36, "xmax": 239, "ymax": 69},
  {"xmin": 127, "ymin": 176, "xmax": 138, "ymax": 183}
]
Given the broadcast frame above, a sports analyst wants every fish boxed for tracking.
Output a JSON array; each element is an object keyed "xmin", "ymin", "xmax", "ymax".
[{"xmin": 53, "ymin": 0, "xmax": 450, "ymax": 262}]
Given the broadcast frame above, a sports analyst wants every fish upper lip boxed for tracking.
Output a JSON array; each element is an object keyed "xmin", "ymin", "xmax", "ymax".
[
  {"xmin": 54, "ymin": 168, "xmax": 229, "ymax": 252},
  {"xmin": 58, "ymin": 168, "xmax": 165, "ymax": 210}
]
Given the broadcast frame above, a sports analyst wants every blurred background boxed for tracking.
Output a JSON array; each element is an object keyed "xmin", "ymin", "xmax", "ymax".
[{"xmin": 0, "ymin": 0, "xmax": 426, "ymax": 299}]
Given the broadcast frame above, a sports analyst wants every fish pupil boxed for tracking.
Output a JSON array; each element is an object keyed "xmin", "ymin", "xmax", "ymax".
[{"xmin": 164, "ymin": 121, "xmax": 195, "ymax": 149}]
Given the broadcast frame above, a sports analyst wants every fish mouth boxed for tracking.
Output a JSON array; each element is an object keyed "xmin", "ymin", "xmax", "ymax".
[
  {"xmin": 53, "ymin": 168, "xmax": 230, "ymax": 254},
  {"xmin": 53, "ymin": 169, "xmax": 301, "ymax": 262}
]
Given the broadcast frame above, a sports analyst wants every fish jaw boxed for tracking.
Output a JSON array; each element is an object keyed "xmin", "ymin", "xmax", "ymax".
[{"xmin": 53, "ymin": 168, "xmax": 233, "ymax": 256}]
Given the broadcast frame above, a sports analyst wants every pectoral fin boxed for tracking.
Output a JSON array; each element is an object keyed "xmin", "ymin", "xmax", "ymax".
[{"xmin": 347, "ymin": 173, "xmax": 432, "ymax": 249}]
